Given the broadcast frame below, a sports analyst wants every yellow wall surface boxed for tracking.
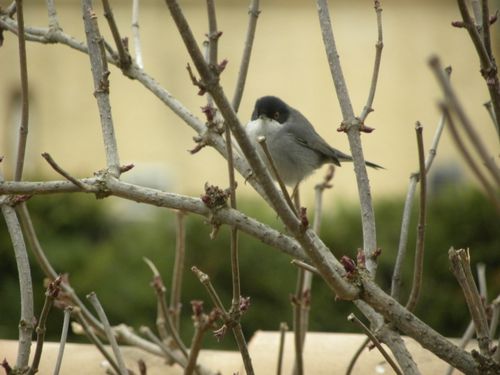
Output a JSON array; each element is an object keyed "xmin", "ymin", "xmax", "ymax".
[{"xmin": 1, "ymin": 0, "xmax": 499, "ymax": 207}]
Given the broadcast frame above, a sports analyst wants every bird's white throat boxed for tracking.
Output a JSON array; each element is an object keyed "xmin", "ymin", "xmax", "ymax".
[{"xmin": 245, "ymin": 117, "xmax": 281, "ymax": 143}]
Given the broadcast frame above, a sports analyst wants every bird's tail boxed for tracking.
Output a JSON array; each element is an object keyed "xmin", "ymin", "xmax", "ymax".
[{"xmin": 332, "ymin": 150, "xmax": 384, "ymax": 170}]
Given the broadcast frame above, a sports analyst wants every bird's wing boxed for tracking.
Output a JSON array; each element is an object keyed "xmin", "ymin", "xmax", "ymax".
[{"xmin": 285, "ymin": 109, "xmax": 352, "ymax": 166}]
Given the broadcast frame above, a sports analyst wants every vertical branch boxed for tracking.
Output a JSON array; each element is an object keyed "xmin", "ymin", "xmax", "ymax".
[
  {"xmin": 131, "ymin": 0, "xmax": 144, "ymax": 69},
  {"xmin": 82, "ymin": 0, "xmax": 121, "ymax": 177},
  {"xmin": 87, "ymin": 292, "xmax": 129, "ymax": 375},
  {"xmin": 46, "ymin": 0, "xmax": 61, "ymax": 31},
  {"xmin": 170, "ymin": 210, "xmax": 186, "ymax": 331},
  {"xmin": 101, "ymin": 0, "xmax": 131, "ymax": 69},
  {"xmin": 205, "ymin": 0, "xmax": 218, "ymax": 68},
  {"xmin": 1, "ymin": 204, "xmax": 34, "ymax": 370},
  {"xmin": 359, "ymin": 0, "xmax": 384, "ymax": 122},
  {"xmin": 316, "ymin": 0, "xmax": 378, "ymax": 277},
  {"xmin": 231, "ymin": 0, "xmax": 260, "ymax": 112},
  {"xmin": 276, "ymin": 322, "xmax": 288, "ymax": 375},
  {"xmin": 14, "ymin": 0, "xmax": 29, "ymax": 182},
  {"xmin": 405, "ymin": 123, "xmax": 427, "ymax": 312},
  {"xmin": 448, "ymin": 248, "xmax": 491, "ymax": 356},
  {"xmin": 53, "ymin": 306, "xmax": 73, "ymax": 375}
]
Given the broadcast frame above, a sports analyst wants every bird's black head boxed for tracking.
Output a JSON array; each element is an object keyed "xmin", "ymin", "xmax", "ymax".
[{"xmin": 251, "ymin": 96, "xmax": 290, "ymax": 124}]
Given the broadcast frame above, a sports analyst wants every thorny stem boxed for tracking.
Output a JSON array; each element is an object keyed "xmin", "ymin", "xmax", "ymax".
[
  {"xmin": 276, "ymin": 322, "xmax": 288, "ymax": 375},
  {"xmin": 101, "ymin": 0, "xmax": 131, "ymax": 69},
  {"xmin": 131, "ymin": 0, "xmax": 143, "ymax": 69},
  {"xmin": 448, "ymin": 248, "xmax": 491, "ymax": 356},
  {"xmin": 316, "ymin": 0, "xmax": 378, "ymax": 277},
  {"xmin": 405, "ymin": 123, "xmax": 427, "ymax": 312},
  {"xmin": 359, "ymin": 0, "xmax": 384, "ymax": 122},
  {"xmin": 170, "ymin": 210, "xmax": 186, "ymax": 331},
  {"xmin": 14, "ymin": 0, "xmax": 29, "ymax": 182},
  {"xmin": 53, "ymin": 306, "xmax": 73, "ymax": 375},
  {"xmin": 347, "ymin": 313, "xmax": 402, "ymax": 375},
  {"xmin": 87, "ymin": 292, "xmax": 129, "ymax": 375},
  {"xmin": 391, "ymin": 107, "xmax": 447, "ymax": 301},
  {"xmin": 82, "ymin": 0, "xmax": 121, "ymax": 177},
  {"xmin": 231, "ymin": 0, "xmax": 260, "ymax": 112}
]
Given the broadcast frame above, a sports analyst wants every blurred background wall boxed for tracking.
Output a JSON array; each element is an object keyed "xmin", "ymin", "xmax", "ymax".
[{"xmin": 1, "ymin": 0, "xmax": 499, "ymax": 208}]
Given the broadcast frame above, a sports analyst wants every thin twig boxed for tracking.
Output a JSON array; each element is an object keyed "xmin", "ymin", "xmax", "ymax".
[
  {"xmin": 483, "ymin": 101, "xmax": 499, "ymax": 133},
  {"xmin": 347, "ymin": 313, "xmax": 402, "ymax": 375},
  {"xmin": 448, "ymin": 248, "xmax": 491, "ymax": 356},
  {"xmin": 490, "ymin": 294, "xmax": 500, "ymax": 339},
  {"xmin": 41, "ymin": 152, "xmax": 89, "ymax": 189},
  {"xmin": 476, "ymin": 263, "xmax": 487, "ymax": 300},
  {"xmin": 258, "ymin": 136, "xmax": 297, "ymax": 216},
  {"xmin": 292, "ymin": 269, "xmax": 305, "ymax": 375},
  {"xmin": 345, "ymin": 337, "xmax": 370, "ymax": 375},
  {"xmin": 14, "ymin": 0, "xmax": 29, "ymax": 182},
  {"xmin": 191, "ymin": 266, "xmax": 254, "ymax": 374},
  {"xmin": 82, "ymin": 0, "xmax": 121, "ymax": 177},
  {"xmin": 170, "ymin": 210, "xmax": 186, "ymax": 332},
  {"xmin": 359, "ymin": 0, "xmax": 384, "ymax": 122},
  {"xmin": 101, "ymin": 0, "xmax": 131, "ymax": 69},
  {"xmin": 74, "ymin": 309, "xmax": 121, "ymax": 374},
  {"xmin": 445, "ymin": 320, "xmax": 475, "ymax": 375},
  {"xmin": 405, "ymin": 122, "xmax": 427, "ymax": 312},
  {"xmin": 1, "ymin": 202, "xmax": 34, "ymax": 369},
  {"xmin": 231, "ymin": 0, "xmax": 260, "ymax": 112},
  {"xmin": 316, "ymin": 0, "xmax": 378, "ymax": 277},
  {"xmin": 46, "ymin": 0, "xmax": 61, "ymax": 31},
  {"xmin": 131, "ymin": 0, "xmax": 143, "ymax": 69},
  {"xmin": 138, "ymin": 326, "xmax": 177, "ymax": 365},
  {"xmin": 28, "ymin": 276, "xmax": 62, "ymax": 375},
  {"xmin": 456, "ymin": 0, "xmax": 500, "ymax": 134},
  {"xmin": 205, "ymin": 0, "xmax": 218, "ymax": 69},
  {"xmin": 87, "ymin": 292, "xmax": 128, "ymax": 375},
  {"xmin": 291, "ymin": 260, "xmax": 320, "ymax": 275},
  {"xmin": 440, "ymin": 103, "xmax": 500, "ymax": 212},
  {"xmin": 429, "ymin": 55, "xmax": 500, "ymax": 186},
  {"xmin": 276, "ymin": 322, "xmax": 288, "ymax": 375},
  {"xmin": 143, "ymin": 257, "xmax": 189, "ymax": 359},
  {"xmin": 53, "ymin": 306, "xmax": 73, "ymax": 375}
]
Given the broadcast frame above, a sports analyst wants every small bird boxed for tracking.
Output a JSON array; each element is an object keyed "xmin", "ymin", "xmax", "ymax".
[{"xmin": 246, "ymin": 96, "xmax": 382, "ymax": 187}]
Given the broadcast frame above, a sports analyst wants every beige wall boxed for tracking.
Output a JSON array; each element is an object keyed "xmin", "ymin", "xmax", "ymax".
[{"xmin": 1, "ymin": 0, "xmax": 498, "ymax": 207}]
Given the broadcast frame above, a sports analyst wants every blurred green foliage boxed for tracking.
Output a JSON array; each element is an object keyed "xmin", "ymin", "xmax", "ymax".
[{"xmin": 0, "ymin": 186, "xmax": 498, "ymax": 351}]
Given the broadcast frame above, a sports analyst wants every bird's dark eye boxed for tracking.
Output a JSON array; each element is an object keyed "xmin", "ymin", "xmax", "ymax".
[{"xmin": 273, "ymin": 112, "xmax": 280, "ymax": 120}]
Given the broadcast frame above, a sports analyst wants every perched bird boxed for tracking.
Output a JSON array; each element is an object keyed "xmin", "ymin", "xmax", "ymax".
[{"xmin": 246, "ymin": 96, "xmax": 382, "ymax": 187}]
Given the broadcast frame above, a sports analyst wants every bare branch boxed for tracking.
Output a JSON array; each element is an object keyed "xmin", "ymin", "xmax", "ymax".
[
  {"xmin": 53, "ymin": 306, "xmax": 73, "ymax": 375},
  {"xmin": 41, "ymin": 152, "xmax": 90, "ymax": 190},
  {"xmin": 359, "ymin": 0, "xmax": 384, "ymax": 122},
  {"xmin": 46, "ymin": 0, "xmax": 61, "ymax": 31},
  {"xmin": 448, "ymin": 248, "xmax": 491, "ymax": 357},
  {"xmin": 87, "ymin": 292, "xmax": 129, "ymax": 375},
  {"xmin": 82, "ymin": 0, "xmax": 121, "ymax": 177},
  {"xmin": 101, "ymin": 0, "xmax": 131, "ymax": 69},
  {"xmin": 440, "ymin": 103, "xmax": 500, "ymax": 212},
  {"xmin": 231, "ymin": 0, "xmax": 260, "ymax": 112},
  {"xmin": 131, "ymin": 0, "xmax": 143, "ymax": 69},
  {"xmin": 405, "ymin": 122, "xmax": 427, "ymax": 312},
  {"xmin": 316, "ymin": 0, "xmax": 378, "ymax": 277},
  {"xmin": 276, "ymin": 322, "xmax": 288, "ymax": 375},
  {"xmin": 13, "ymin": 0, "xmax": 29, "ymax": 182},
  {"xmin": 347, "ymin": 313, "xmax": 402, "ymax": 375},
  {"xmin": 429, "ymin": 55, "xmax": 500, "ymax": 185},
  {"xmin": 28, "ymin": 276, "xmax": 62, "ymax": 375},
  {"xmin": 170, "ymin": 210, "xmax": 186, "ymax": 331}
]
